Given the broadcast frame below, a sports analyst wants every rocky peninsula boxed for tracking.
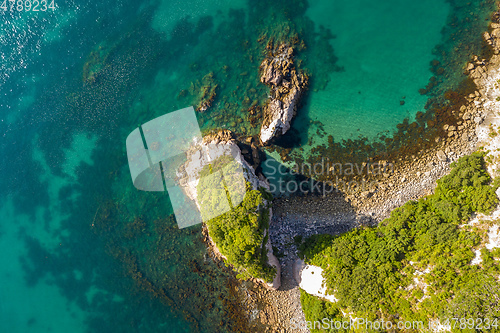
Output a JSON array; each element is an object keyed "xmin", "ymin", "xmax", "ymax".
[{"xmin": 178, "ymin": 129, "xmax": 281, "ymax": 289}]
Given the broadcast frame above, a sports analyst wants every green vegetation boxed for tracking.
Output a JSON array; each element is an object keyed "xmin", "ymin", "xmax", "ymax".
[
  {"xmin": 197, "ymin": 155, "xmax": 276, "ymax": 282},
  {"xmin": 300, "ymin": 152, "xmax": 500, "ymax": 331},
  {"xmin": 300, "ymin": 289, "xmax": 351, "ymax": 332}
]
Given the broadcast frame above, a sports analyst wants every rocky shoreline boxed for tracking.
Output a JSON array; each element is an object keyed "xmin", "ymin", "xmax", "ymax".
[{"xmin": 250, "ymin": 7, "xmax": 500, "ymax": 333}]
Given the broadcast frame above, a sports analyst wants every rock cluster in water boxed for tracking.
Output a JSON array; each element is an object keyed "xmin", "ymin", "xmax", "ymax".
[
  {"xmin": 82, "ymin": 42, "xmax": 113, "ymax": 84},
  {"xmin": 191, "ymin": 72, "xmax": 218, "ymax": 112},
  {"xmin": 259, "ymin": 43, "xmax": 308, "ymax": 144}
]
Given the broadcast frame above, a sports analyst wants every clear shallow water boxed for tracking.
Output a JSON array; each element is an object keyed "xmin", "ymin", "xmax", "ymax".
[
  {"xmin": 300, "ymin": 0, "xmax": 449, "ymax": 142},
  {"xmin": 0, "ymin": 0, "xmax": 495, "ymax": 332},
  {"xmin": 151, "ymin": 0, "xmax": 247, "ymax": 36}
]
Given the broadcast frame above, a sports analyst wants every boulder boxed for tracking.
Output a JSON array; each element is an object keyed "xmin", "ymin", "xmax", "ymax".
[{"xmin": 437, "ymin": 150, "xmax": 447, "ymax": 162}]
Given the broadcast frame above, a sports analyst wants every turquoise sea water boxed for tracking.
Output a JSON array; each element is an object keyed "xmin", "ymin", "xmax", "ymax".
[
  {"xmin": 300, "ymin": 0, "xmax": 449, "ymax": 142},
  {"xmin": 0, "ymin": 0, "xmax": 495, "ymax": 332}
]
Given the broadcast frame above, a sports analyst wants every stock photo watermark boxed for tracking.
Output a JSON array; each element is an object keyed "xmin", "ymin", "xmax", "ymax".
[
  {"xmin": 290, "ymin": 317, "xmax": 499, "ymax": 331},
  {"xmin": 264, "ymin": 158, "xmax": 394, "ymax": 197}
]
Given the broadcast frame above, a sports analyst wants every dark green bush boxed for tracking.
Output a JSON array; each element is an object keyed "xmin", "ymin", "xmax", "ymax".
[{"xmin": 300, "ymin": 290, "xmax": 349, "ymax": 333}]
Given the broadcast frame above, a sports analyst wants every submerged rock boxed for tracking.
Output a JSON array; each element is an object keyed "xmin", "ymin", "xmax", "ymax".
[
  {"xmin": 193, "ymin": 72, "xmax": 218, "ymax": 112},
  {"xmin": 82, "ymin": 42, "xmax": 113, "ymax": 84},
  {"xmin": 259, "ymin": 43, "xmax": 308, "ymax": 144}
]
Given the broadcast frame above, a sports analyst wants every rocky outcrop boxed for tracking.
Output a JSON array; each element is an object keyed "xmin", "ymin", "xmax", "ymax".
[
  {"xmin": 178, "ymin": 130, "xmax": 281, "ymax": 289},
  {"xmin": 259, "ymin": 43, "xmax": 308, "ymax": 144}
]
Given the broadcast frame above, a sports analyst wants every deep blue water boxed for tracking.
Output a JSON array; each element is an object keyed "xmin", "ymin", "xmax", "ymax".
[{"xmin": 0, "ymin": 0, "xmax": 495, "ymax": 332}]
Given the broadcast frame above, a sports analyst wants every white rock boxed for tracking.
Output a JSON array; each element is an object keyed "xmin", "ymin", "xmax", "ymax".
[{"xmin": 297, "ymin": 262, "xmax": 337, "ymax": 303}]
